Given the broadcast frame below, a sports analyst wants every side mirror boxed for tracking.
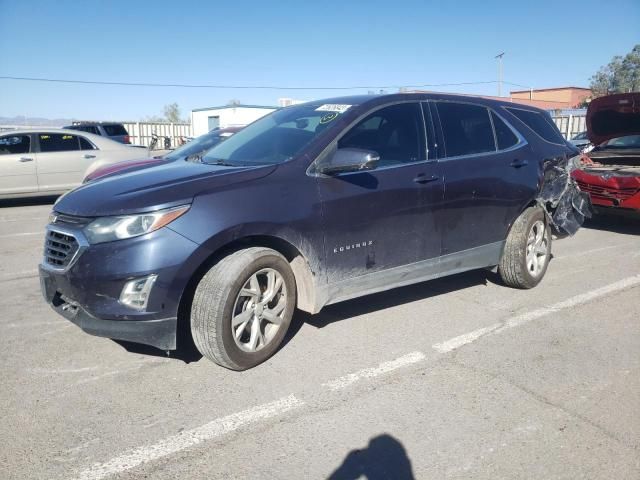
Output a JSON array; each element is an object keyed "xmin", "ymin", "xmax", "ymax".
[{"xmin": 318, "ymin": 148, "xmax": 380, "ymax": 175}]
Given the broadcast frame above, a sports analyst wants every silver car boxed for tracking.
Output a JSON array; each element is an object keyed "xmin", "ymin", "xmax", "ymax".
[{"xmin": 0, "ymin": 128, "xmax": 147, "ymax": 199}]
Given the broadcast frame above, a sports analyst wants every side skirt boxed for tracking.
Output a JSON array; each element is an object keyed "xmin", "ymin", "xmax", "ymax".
[{"xmin": 316, "ymin": 241, "xmax": 505, "ymax": 309}]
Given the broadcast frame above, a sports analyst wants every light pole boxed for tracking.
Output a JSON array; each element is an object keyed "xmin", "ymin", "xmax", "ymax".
[{"xmin": 495, "ymin": 52, "xmax": 505, "ymax": 97}]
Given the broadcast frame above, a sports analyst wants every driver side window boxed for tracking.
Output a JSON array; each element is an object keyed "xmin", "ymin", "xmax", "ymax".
[{"xmin": 338, "ymin": 103, "xmax": 425, "ymax": 167}]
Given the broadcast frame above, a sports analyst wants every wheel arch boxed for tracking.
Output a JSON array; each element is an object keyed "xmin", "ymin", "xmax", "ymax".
[{"xmin": 177, "ymin": 234, "xmax": 320, "ymax": 333}]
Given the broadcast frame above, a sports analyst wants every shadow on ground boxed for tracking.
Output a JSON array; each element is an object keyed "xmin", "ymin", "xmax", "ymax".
[
  {"xmin": 328, "ymin": 434, "xmax": 415, "ymax": 480},
  {"xmin": 113, "ymin": 268, "xmax": 497, "ymax": 364},
  {"xmin": 0, "ymin": 195, "xmax": 59, "ymax": 208},
  {"xmin": 300, "ymin": 268, "xmax": 496, "ymax": 330}
]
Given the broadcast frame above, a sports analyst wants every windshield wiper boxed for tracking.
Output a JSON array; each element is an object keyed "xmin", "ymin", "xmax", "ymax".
[{"xmin": 205, "ymin": 158, "xmax": 237, "ymax": 166}]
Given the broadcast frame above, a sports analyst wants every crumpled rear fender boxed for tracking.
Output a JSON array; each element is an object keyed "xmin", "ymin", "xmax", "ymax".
[{"xmin": 537, "ymin": 155, "xmax": 593, "ymax": 236}]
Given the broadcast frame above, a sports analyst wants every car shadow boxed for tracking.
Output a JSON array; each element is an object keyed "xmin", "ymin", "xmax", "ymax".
[
  {"xmin": 327, "ymin": 433, "xmax": 415, "ymax": 480},
  {"xmin": 113, "ymin": 268, "xmax": 496, "ymax": 365},
  {"xmin": 582, "ymin": 215, "xmax": 640, "ymax": 235},
  {"xmin": 0, "ymin": 195, "xmax": 59, "ymax": 208},
  {"xmin": 295, "ymin": 269, "xmax": 495, "ymax": 331}
]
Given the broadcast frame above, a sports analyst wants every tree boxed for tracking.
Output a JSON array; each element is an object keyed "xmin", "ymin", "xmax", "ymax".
[
  {"xmin": 589, "ymin": 44, "xmax": 640, "ymax": 97},
  {"xmin": 163, "ymin": 103, "xmax": 182, "ymax": 123}
]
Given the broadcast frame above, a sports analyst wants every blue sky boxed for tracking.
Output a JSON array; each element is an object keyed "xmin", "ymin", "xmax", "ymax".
[{"xmin": 0, "ymin": 0, "xmax": 638, "ymax": 120}]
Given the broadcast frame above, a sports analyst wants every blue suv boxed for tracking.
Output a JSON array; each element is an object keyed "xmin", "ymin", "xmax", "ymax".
[{"xmin": 40, "ymin": 93, "xmax": 589, "ymax": 370}]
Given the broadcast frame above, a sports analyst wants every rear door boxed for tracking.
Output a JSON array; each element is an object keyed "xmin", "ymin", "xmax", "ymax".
[
  {"xmin": 432, "ymin": 101, "xmax": 536, "ymax": 256},
  {"xmin": 35, "ymin": 133, "xmax": 99, "ymax": 192},
  {"xmin": 0, "ymin": 133, "xmax": 38, "ymax": 195}
]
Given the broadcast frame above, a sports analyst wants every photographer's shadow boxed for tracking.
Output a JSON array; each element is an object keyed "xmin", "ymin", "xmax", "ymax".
[{"xmin": 328, "ymin": 434, "xmax": 415, "ymax": 480}]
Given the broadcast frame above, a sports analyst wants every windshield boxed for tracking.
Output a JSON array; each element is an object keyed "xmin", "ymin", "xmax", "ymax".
[
  {"xmin": 599, "ymin": 135, "xmax": 640, "ymax": 149},
  {"xmin": 202, "ymin": 104, "xmax": 349, "ymax": 166},
  {"xmin": 165, "ymin": 131, "xmax": 230, "ymax": 160}
]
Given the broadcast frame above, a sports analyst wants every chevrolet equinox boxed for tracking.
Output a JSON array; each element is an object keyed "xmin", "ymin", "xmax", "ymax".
[{"xmin": 40, "ymin": 93, "xmax": 588, "ymax": 370}]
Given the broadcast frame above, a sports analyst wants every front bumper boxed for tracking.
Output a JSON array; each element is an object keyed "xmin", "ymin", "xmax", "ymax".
[
  {"xmin": 40, "ymin": 266, "xmax": 177, "ymax": 349},
  {"xmin": 39, "ymin": 223, "xmax": 200, "ymax": 351}
]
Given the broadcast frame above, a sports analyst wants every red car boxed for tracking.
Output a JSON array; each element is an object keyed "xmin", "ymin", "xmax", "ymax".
[
  {"xmin": 572, "ymin": 93, "xmax": 640, "ymax": 215},
  {"xmin": 83, "ymin": 127, "xmax": 242, "ymax": 183}
]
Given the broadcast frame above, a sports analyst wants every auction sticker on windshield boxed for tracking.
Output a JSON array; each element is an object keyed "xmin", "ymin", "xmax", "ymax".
[{"xmin": 315, "ymin": 104, "xmax": 352, "ymax": 113}]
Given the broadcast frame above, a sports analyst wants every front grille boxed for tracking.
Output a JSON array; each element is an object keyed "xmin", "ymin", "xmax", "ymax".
[
  {"xmin": 45, "ymin": 230, "xmax": 79, "ymax": 268},
  {"xmin": 575, "ymin": 180, "xmax": 639, "ymax": 202}
]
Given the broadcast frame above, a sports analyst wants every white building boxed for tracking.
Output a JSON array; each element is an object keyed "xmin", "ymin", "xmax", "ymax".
[{"xmin": 190, "ymin": 104, "xmax": 277, "ymax": 136}]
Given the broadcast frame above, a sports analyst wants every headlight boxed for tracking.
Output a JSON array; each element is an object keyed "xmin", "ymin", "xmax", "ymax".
[{"xmin": 83, "ymin": 205, "xmax": 190, "ymax": 244}]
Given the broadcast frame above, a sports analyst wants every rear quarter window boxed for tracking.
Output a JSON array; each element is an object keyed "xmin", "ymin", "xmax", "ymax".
[
  {"xmin": 103, "ymin": 124, "xmax": 128, "ymax": 136},
  {"xmin": 506, "ymin": 107, "xmax": 565, "ymax": 145},
  {"xmin": 491, "ymin": 111, "xmax": 520, "ymax": 150}
]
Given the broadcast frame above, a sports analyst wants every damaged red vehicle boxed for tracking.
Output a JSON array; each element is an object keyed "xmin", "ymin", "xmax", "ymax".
[{"xmin": 572, "ymin": 92, "xmax": 640, "ymax": 215}]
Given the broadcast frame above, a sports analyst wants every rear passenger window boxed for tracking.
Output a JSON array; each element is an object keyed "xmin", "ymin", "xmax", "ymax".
[
  {"xmin": 0, "ymin": 135, "xmax": 31, "ymax": 155},
  {"xmin": 79, "ymin": 137, "xmax": 96, "ymax": 150},
  {"xmin": 338, "ymin": 103, "xmax": 424, "ymax": 166},
  {"xmin": 103, "ymin": 124, "xmax": 128, "ymax": 136},
  {"xmin": 506, "ymin": 108, "xmax": 565, "ymax": 144},
  {"xmin": 436, "ymin": 103, "xmax": 495, "ymax": 157},
  {"xmin": 39, "ymin": 134, "xmax": 81, "ymax": 153},
  {"xmin": 491, "ymin": 111, "xmax": 519, "ymax": 150}
]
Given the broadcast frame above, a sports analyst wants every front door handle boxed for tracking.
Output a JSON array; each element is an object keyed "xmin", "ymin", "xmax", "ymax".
[
  {"xmin": 413, "ymin": 173, "xmax": 439, "ymax": 184},
  {"xmin": 510, "ymin": 159, "xmax": 528, "ymax": 168},
  {"xmin": 84, "ymin": 154, "xmax": 96, "ymax": 159},
  {"xmin": 19, "ymin": 157, "xmax": 33, "ymax": 162}
]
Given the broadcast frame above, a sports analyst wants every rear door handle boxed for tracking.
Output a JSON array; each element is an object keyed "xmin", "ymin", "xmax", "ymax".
[
  {"xmin": 413, "ymin": 174, "xmax": 439, "ymax": 184},
  {"xmin": 510, "ymin": 159, "xmax": 528, "ymax": 168},
  {"xmin": 19, "ymin": 157, "xmax": 33, "ymax": 162},
  {"xmin": 84, "ymin": 154, "xmax": 96, "ymax": 159}
]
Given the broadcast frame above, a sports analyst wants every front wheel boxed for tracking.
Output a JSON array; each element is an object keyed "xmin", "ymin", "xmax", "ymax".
[
  {"xmin": 498, "ymin": 206, "xmax": 552, "ymax": 289},
  {"xmin": 191, "ymin": 247, "xmax": 296, "ymax": 370}
]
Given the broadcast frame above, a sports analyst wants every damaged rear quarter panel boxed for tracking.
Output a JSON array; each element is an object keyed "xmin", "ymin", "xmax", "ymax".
[{"xmin": 537, "ymin": 154, "xmax": 593, "ymax": 236}]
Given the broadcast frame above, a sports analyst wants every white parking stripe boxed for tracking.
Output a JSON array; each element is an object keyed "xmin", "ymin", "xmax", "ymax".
[
  {"xmin": 555, "ymin": 242, "xmax": 638, "ymax": 260},
  {"xmin": 433, "ymin": 324, "xmax": 501, "ymax": 353},
  {"xmin": 0, "ymin": 231, "xmax": 42, "ymax": 239},
  {"xmin": 433, "ymin": 274, "xmax": 640, "ymax": 353},
  {"xmin": 0, "ymin": 269, "xmax": 39, "ymax": 282},
  {"xmin": 322, "ymin": 351, "xmax": 426, "ymax": 391},
  {"xmin": 76, "ymin": 394, "xmax": 305, "ymax": 480},
  {"xmin": 0, "ymin": 216, "xmax": 48, "ymax": 223}
]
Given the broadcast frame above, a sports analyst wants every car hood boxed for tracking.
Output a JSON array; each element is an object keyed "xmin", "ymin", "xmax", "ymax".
[
  {"xmin": 84, "ymin": 157, "xmax": 168, "ymax": 182},
  {"xmin": 586, "ymin": 92, "xmax": 640, "ymax": 145},
  {"xmin": 54, "ymin": 160, "xmax": 277, "ymax": 217}
]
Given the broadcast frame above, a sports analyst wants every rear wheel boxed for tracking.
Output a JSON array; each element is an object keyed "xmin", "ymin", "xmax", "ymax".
[
  {"xmin": 498, "ymin": 206, "xmax": 552, "ymax": 289},
  {"xmin": 191, "ymin": 247, "xmax": 296, "ymax": 370}
]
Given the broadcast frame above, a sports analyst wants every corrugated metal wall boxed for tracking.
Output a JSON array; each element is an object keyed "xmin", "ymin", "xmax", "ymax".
[
  {"xmin": 122, "ymin": 122, "xmax": 192, "ymax": 149},
  {"xmin": 550, "ymin": 114, "xmax": 586, "ymax": 140}
]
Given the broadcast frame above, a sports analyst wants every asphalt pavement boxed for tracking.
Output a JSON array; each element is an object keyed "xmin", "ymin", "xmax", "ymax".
[{"xmin": 1, "ymin": 197, "xmax": 639, "ymax": 480}]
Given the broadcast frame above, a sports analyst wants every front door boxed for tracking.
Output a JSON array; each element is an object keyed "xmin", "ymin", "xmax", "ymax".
[
  {"xmin": 316, "ymin": 102, "xmax": 443, "ymax": 287},
  {"xmin": 0, "ymin": 133, "xmax": 38, "ymax": 195}
]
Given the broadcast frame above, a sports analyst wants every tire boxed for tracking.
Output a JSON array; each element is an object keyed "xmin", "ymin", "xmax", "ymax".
[
  {"xmin": 191, "ymin": 247, "xmax": 296, "ymax": 370},
  {"xmin": 498, "ymin": 206, "xmax": 552, "ymax": 289}
]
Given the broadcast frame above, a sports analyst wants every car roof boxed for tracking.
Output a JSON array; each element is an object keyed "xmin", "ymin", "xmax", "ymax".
[
  {"xmin": 300, "ymin": 92, "xmax": 550, "ymax": 114},
  {"xmin": 65, "ymin": 121, "xmax": 124, "ymax": 126},
  {"xmin": 1, "ymin": 128, "xmax": 131, "ymax": 149}
]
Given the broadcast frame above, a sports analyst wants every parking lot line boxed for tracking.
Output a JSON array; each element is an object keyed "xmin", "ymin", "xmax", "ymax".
[
  {"xmin": 64, "ymin": 274, "xmax": 639, "ymax": 479},
  {"xmin": 0, "ymin": 269, "xmax": 38, "ymax": 283},
  {"xmin": 322, "ymin": 351, "xmax": 426, "ymax": 391},
  {"xmin": 433, "ymin": 273, "xmax": 640, "ymax": 353},
  {"xmin": 0, "ymin": 231, "xmax": 42, "ymax": 239},
  {"xmin": 76, "ymin": 394, "xmax": 305, "ymax": 480}
]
